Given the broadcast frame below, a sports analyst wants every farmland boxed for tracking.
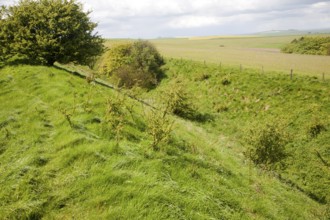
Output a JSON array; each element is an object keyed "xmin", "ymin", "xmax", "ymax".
[{"xmin": 146, "ymin": 35, "xmax": 330, "ymax": 77}]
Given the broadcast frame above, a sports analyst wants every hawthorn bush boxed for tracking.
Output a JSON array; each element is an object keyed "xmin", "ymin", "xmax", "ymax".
[
  {"xmin": 245, "ymin": 120, "xmax": 290, "ymax": 170},
  {"xmin": 0, "ymin": 0, "xmax": 104, "ymax": 66}
]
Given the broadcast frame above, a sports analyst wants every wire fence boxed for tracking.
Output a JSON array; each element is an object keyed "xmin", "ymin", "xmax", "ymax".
[{"xmin": 188, "ymin": 58, "xmax": 329, "ymax": 82}]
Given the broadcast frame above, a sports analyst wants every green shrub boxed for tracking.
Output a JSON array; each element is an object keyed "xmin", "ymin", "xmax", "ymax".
[
  {"xmin": 245, "ymin": 120, "xmax": 290, "ymax": 170},
  {"xmin": 130, "ymin": 40, "xmax": 164, "ymax": 76},
  {"xmin": 102, "ymin": 94, "xmax": 127, "ymax": 142},
  {"xmin": 281, "ymin": 36, "xmax": 330, "ymax": 56},
  {"xmin": 98, "ymin": 40, "xmax": 165, "ymax": 89},
  {"xmin": 99, "ymin": 42, "xmax": 133, "ymax": 76},
  {"xmin": 163, "ymin": 79, "xmax": 199, "ymax": 120},
  {"xmin": 146, "ymin": 108, "xmax": 173, "ymax": 151},
  {"xmin": 113, "ymin": 65, "xmax": 157, "ymax": 89}
]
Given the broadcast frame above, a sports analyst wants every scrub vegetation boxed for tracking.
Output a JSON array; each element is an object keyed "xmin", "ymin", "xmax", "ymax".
[{"xmin": 282, "ymin": 36, "xmax": 330, "ymax": 55}]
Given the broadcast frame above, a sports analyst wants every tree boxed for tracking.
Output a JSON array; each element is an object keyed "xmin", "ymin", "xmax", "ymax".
[
  {"xmin": 98, "ymin": 40, "xmax": 165, "ymax": 89},
  {"xmin": 0, "ymin": 0, "xmax": 104, "ymax": 66}
]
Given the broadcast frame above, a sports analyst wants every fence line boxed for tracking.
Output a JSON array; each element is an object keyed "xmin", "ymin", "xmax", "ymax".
[
  {"xmin": 172, "ymin": 57, "xmax": 328, "ymax": 81},
  {"xmin": 53, "ymin": 62, "xmax": 157, "ymax": 109}
]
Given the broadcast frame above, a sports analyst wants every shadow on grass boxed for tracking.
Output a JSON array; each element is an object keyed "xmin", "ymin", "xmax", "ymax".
[{"xmin": 174, "ymin": 110, "xmax": 214, "ymax": 123}]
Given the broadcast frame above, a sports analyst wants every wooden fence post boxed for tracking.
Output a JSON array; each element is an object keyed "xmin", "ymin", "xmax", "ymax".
[{"xmin": 290, "ymin": 69, "xmax": 293, "ymax": 80}]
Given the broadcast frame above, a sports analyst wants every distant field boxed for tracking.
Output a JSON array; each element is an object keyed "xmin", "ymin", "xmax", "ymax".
[{"xmin": 143, "ymin": 35, "xmax": 330, "ymax": 77}]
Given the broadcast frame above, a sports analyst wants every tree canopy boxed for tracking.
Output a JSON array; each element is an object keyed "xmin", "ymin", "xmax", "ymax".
[{"xmin": 0, "ymin": 0, "xmax": 104, "ymax": 66}]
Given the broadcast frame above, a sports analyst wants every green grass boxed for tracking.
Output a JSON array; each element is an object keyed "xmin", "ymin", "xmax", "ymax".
[
  {"xmin": 142, "ymin": 58, "xmax": 330, "ymax": 205},
  {"xmin": 0, "ymin": 64, "xmax": 328, "ymax": 219}
]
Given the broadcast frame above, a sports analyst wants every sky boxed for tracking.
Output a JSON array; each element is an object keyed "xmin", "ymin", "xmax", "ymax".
[{"xmin": 1, "ymin": 0, "xmax": 330, "ymax": 38}]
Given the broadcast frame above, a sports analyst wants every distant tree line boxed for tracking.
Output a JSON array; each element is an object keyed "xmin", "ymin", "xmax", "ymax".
[
  {"xmin": 281, "ymin": 36, "xmax": 330, "ymax": 56},
  {"xmin": 0, "ymin": 0, "xmax": 104, "ymax": 66}
]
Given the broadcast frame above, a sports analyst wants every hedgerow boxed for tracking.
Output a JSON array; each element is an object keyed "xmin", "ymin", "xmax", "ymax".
[{"xmin": 281, "ymin": 36, "xmax": 330, "ymax": 55}]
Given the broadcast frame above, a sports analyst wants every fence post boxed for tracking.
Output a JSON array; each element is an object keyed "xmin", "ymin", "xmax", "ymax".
[
  {"xmin": 261, "ymin": 65, "xmax": 264, "ymax": 74},
  {"xmin": 290, "ymin": 69, "xmax": 293, "ymax": 80}
]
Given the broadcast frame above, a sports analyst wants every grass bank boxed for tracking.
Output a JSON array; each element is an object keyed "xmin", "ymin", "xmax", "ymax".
[{"xmin": 0, "ymin": 64, "xmax": 328, "ymax": 219}]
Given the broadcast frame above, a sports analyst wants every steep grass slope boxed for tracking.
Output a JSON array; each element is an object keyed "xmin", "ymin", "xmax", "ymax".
[
  {"xmin": 143, "ymin": 58, "xmax": 330, "ymax": 206},
  {"xmin": 0, "ymin": 65, "xmax": 327, "ymax": 219}
]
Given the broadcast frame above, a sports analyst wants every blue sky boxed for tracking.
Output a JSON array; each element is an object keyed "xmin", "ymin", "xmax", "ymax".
[{"xmin": 1, "ymin": 0, "xmax": 330, "ymax": 38}]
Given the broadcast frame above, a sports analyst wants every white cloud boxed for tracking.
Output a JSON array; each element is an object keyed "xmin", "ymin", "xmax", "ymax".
[
  {"xmin": 83, "ymin": 0, "xmax": 330, "ymax": 37},
  {"xmin": 82, "ymin": 0, "xmax": 186, "ymax": 18},
  {"xmin": 1, "ymin": 0, "xmax": 330, "ymax": 38},
  {"xmin": 168, "ymin": 16, "xmax": 222, "ymax": 28}
]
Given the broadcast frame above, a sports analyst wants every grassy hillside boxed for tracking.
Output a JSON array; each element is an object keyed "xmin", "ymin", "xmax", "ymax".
[
  {"xmin": 0, "ymin": 65, "xmax": 328, "ymax": 219},
  {"xmin": 141, "ymin": 59, "xmax": 330, "ymax": 205}
]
